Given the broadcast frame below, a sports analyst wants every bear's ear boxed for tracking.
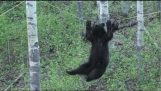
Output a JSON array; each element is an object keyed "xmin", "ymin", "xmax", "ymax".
[
  {"xmin": 106, "ymin": 20, "xmax": 111, "ymax": 30},
  {"xmin": 86, "ymin": 20, "xmax": 92, "ymax": 30},
  {"xmin": 111, "ymin": 20, "xmax": 119, "ymax": 31},
  {"xmin": 100, "ymin": 23, "xmax": 105, "ymax": 27}
]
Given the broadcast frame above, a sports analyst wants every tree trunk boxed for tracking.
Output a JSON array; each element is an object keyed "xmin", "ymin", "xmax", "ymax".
[
  {"xmin": 26, "ymin": 1, "xmax": 41, "ymax": 91},
  {"xmin": 136, "ymin": 1, "xmax": 145, "ymax": 83},
  {"xmin": 137, "ymin": 1, "xmax": 145, "ymax": 51},
  {"xmin": 97, "ymin": 1, "xmax": 116, "ymax": 75},
  {"xmin": 77, "ymin": 1, "xmax": 83, "ymax": 24},
  {"xmin": 97, "ymin": 1, "xmax": 109, "ymax": 24},
  {"xmin": 157, "ymin": 0, "xmax": 161, "ymax": 23},
  {"xmin": 121, "ymin": 1, "xmax": 130, "ymax": 17}
]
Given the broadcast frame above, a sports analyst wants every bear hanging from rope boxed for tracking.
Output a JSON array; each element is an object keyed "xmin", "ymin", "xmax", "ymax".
[{"xmin": 66, "ymin": 19, "xmax": 119, "ymax": 82}]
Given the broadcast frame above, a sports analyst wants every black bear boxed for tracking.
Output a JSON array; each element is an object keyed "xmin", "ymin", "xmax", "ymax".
[{"xmin": 67, "ymin": 20, "xmax": 118, "ymax": 82}]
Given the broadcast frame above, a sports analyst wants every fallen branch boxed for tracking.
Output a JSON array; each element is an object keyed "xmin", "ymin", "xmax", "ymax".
[
  {"xmin": 4, "ymin": 73, "xmax": 24, "ymax": 91},
  {"xmin": 118, "ymin": 19, "xmax": 137, "ymax": 30},
  {"xmin": 118, "ymin": 13, "xmax": 158, "ymax": 30}
]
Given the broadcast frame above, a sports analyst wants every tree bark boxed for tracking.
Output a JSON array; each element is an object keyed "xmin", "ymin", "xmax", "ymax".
[
  {"xmin": 136, "ymin": 1, "xmax": 145, "ymax": 84},
  {"xmin": 137, "ymin": 1, "xmax": 145, "ymax": 51},
  {"xmin": 26, "ymin": 1, "xmax": 41, "ymax": 91},
  {"xmin": 157, "ymin": 0, "xmax": 161, "ymax": 23},
  {"xmin": 121, "ymin": 1, "xmax": 130, "ymax": 17},
  {"xmin": 77, "ymin": 1, "xmax": 83, "ymax": 24},
  {"xmin": 97, "ymin": 1, "xmax": 110, "ymax": 24}
]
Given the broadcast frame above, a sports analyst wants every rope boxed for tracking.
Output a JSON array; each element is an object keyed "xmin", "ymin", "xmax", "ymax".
[
  {"xmin": 0, "ymin": 1, "xmax": 160, "ymax": 22},
  {"xmin": 122, "ymin": 11, "xmax": 161, "ymax": 21},
  {"xmin": 0, "ymin": 1, "xmax": 24, "ymax": 16},
  {"xmin": 43, "ymin": 1, "xmax": 86, "ymax": 22}
]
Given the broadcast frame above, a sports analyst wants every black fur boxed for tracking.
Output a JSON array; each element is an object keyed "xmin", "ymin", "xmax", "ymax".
[{"xmin": 67, "ymin": 20, "xmax": 118, "ymax": 82}]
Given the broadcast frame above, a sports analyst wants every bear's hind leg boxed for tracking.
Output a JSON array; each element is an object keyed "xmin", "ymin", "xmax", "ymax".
[
  {"xmin": 66, "ymin": 62, "xmax": 91, "ymax": 75},
  {"xmin": 86, "ymin": 67, "xmax": 106, "ymax": 82}
]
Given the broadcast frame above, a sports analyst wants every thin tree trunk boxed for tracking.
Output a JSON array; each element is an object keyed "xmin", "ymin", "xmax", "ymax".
[
  {"xmin": 137, "ymin": 1, "xmax": 145, "ymax": 51},
  {"xmin": 77, "ymin": 1, "xmax": 83, "ymax": 24},
  {"xmin": 26, "ymin": 1, "xmax": 41, "ymax": 91},
  {"xmin": 97, "ymin": 1, "xmax": 110, "ymax": 24},
  {"xmin": 97, "ymin": 0, "xmax": 112, "ymax": 50},
  {"xmin": 121, "ymin": 1, "xmax": 130, "ymax": 17},
  {"xmin": 157, "ymin": 0, "xmax": 161, "ymax": 23},
  {"xmin": 136, "ymin": 1, "xmax": 145, "ymax": 82},
  {"xmin": 97, "ymin": 1, "xmax": 110, "ymax": 45},
  {"xmin": 97, "ymin": 1, "xmax": 117, "ymax": 75},
  {"xmin": 158, "ymin": 0, "xmax": 161, "ymax": 89}
]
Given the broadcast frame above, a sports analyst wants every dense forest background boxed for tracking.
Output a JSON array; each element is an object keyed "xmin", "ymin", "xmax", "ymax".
[{"xmin": 0, "ymin": 1, "xmax": 161, "ymax": 91}]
